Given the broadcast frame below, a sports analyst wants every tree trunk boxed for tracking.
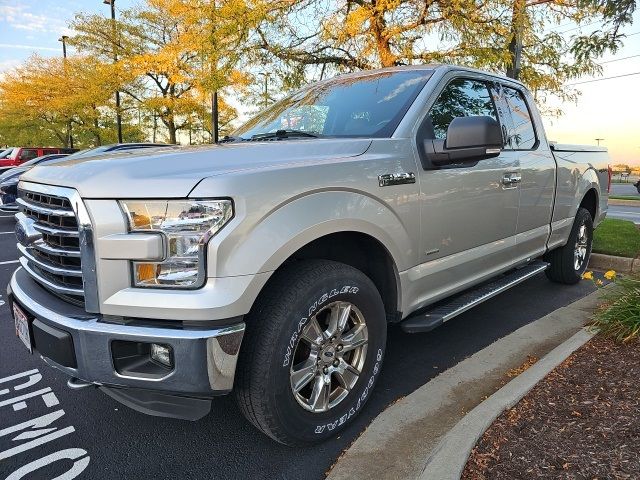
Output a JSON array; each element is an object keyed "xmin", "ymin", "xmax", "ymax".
[
  {"xmin": 370, "ymin": 5, "xmax": 395, "ymax": 67},
  {"xmin": 506, "ymin": 0, "xmax": 527, "ymax": 79},
  {"xmin": 167, "ymin": 119, "xmax": 177, "ymax": 144}
]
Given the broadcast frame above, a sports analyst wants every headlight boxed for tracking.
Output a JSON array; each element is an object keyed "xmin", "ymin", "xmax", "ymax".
[{"xmin": 120, "ymin": 199, "xmax": 233, "ymax": 288}]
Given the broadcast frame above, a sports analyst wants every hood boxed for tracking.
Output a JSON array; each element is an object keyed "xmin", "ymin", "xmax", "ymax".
[
  {"xmin": 20, "ymin": 139, "xmax": 372, "ymax": 198},
  {"xmin": 0, "ymin": 166, "xmax": 29, "ymax": 183}
]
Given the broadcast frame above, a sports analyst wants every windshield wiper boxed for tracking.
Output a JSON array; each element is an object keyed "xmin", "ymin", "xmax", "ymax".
[{"xmin": 251, "ymin": 129, "xmax": 319, "ymax": 140}]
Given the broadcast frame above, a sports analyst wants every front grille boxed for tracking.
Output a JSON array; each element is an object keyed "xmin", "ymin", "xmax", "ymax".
[{"xmin": 17, "ymin": 188, "xmax": 85, "ymax": 306}]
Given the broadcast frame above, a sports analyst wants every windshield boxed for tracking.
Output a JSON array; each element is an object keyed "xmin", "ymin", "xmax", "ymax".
[
  {"xmin": 0, "ymin": 148, "xmax": 13, "ymax": 159},
  {"xmin": 21, "ymin": 154, "xmax": 65, "ymax": 167},
  {"xmin": 232, "ymin": 70, "xmax": 432, "ymax": 140},
  {"xmin": 64, "ymin": 146, "xmax": 112, "ymax": 159}
]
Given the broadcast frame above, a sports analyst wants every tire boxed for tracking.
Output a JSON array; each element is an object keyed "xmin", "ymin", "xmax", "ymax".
[
  {"xmin": 235, "ymin": 259, "xmax": 387, "ymax": 446},
  {"xmin": 544, "ymin": 207, "xmax": 593, "ymax": 284}
]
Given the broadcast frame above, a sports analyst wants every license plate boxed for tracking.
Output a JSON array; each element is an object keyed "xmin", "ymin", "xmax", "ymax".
[{"xmin": 13, "ymin": 303, "xmax": 32, "ymax": 353}]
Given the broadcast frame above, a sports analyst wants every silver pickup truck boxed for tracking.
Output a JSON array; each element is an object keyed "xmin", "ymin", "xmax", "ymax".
[{"xmin": 9, "ymin": 65, "xmax": 609, "ymax": 445}]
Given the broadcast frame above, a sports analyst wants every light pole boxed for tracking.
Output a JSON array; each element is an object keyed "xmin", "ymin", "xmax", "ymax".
[
  {"xmin": 58, "ymin": 35, "xmax": 68, "ymax": 59},
  {"xmin": 258, "ymin": 72, "xmax": 270, "ymax": 109},
  {"xmin": 211, "ymin": 91, "xmax": 219, "ymax": 143},
  {"xmin": 58, "ymin": 35, "xmax": 73, "ymax": 149},
  {"xmin": 104, "ymin": 0, "xmax": 123, "ymax": 143},
  {"xmin": 595, "ymin": 138, "xmax": 604, "ymax": 146}
]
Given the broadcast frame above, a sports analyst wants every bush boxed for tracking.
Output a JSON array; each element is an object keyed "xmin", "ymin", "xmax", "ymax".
[{"xmin": 592, "ymin": 275, "xmax": 640, "ymax": 342}]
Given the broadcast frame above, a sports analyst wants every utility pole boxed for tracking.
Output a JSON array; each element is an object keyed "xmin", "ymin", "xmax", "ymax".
[
  {"xmin": 58, "ymin": 35, "xmax": 74, "ymax": 149},
  {"xmin": 104, "ymin": 0, "xmax": 123, "ymax": 143},
  {"xmin": 595, "ymin": 138, "xmax": 604, "ymax": 146}
]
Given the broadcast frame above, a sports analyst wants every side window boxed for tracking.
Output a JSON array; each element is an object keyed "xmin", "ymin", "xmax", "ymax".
[
  {"xmin": 501, "ymin": 86, "xmax": 536, "ymax": 150},
  {"xmin": 428, "ymin": 78, "xmax": 498, "ymax": 139},
  {"xmin": 19, "ymin": 149, "xmax": 38, "ymax": 161}
]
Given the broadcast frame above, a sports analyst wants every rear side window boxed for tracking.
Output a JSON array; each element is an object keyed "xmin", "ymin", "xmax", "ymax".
[
  {"xmin": 428, "ymin": 78, "xmax": 498, "ymax": 139},
  {"xmin": 19, "ymin": 149, "xmax": 38, "ymax": 161},
  {"xmin": 499, "ymin": 86, "xmax": 537, "ymax": 150}
]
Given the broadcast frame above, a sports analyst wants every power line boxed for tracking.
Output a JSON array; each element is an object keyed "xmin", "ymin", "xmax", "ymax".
[
  {"xmin": 599, "ymin": 54, "xmax": 640, "ymax": 64},
  {"xmin": 567, "ymin": 71, "xmax": 640, "ymax": 85}
]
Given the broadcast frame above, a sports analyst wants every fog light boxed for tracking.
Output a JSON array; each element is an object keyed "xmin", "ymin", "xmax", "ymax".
[{"xmin": 150, "ymin": 343, "xmax": 173, "ymax": 368}]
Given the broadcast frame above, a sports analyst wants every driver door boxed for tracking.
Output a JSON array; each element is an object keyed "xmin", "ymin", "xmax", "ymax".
[{"xmin": 411, "ymin": 76, "xmax": 521, "ymax": 308}]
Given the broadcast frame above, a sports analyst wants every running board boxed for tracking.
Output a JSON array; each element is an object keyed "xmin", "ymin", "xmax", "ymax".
[{"xmin": 400, "ymin": 261, "xmax": 549, "ymax": 334}]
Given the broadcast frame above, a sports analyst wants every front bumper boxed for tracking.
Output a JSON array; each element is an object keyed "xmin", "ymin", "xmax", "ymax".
[{"xmin": 8, "ymin": 267, "xmax": 245, "ymax": 419}]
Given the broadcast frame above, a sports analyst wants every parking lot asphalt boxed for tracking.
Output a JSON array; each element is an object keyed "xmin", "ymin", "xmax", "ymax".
[
  {"xmin": 608, "ymin": 204, "xmax": 640, "ymax": 224},
  {"xmin": 610, "ymin": 183, "xmax": 639, "ymax": 197},
  {"xmin": 0, "ymin": 213, "xmax": 596, "ymax": 480}
]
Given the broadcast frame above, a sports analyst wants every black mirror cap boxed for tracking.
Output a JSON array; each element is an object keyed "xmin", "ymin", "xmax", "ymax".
[{"xmin": 445, "ymin": 116, "xmax": 503, "ymax": 150}]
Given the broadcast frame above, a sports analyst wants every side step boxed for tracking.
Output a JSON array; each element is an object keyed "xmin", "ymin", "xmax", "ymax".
[{"xmin": 400, "ymin": 260, "xmax": 549, "ymax": 334}]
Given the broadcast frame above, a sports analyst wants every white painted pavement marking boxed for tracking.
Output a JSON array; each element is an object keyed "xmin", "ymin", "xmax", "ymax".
[
  {"xmin": 0, "ymin": 260, "xmax": 19, "ymax": 265},
  {"xmin": 0, "ymin": 231, "xmax": 15, "ymax": 234}
]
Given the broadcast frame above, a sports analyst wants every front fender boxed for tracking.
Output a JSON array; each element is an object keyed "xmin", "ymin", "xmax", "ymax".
[{"xmin": 208, "ymin": 190, "xmax": 415, "ymax": 278}]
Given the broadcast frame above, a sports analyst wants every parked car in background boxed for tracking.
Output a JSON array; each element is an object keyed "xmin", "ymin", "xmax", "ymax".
[
  {"xmin": 0, "ymin": 154, "xmax": 69, "ymax": 212},
  {"xmin": 0, "ymin": 147, "xmax": 16, "ymax": 159},
  {"xmin": 635, "ymin": 179, "xmax": 640, "ymax": 193},
  {"xmin": 0, "ymin": 147, "xmax": 78, "ymax": 172}
]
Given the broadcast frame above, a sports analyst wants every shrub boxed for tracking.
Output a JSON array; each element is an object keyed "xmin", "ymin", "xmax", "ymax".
[{"xmin": 592, "ymin": 275, "xmax": 640, "ymax": 342}]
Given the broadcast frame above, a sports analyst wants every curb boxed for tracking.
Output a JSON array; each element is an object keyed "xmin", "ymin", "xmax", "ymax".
[
  {"xmin": 418, "ymin": 328, "xmax": 594, "ymax": 480},
  {"xmin": 589, "ymin": 252, "xmax": 640, "ymax": 274}
]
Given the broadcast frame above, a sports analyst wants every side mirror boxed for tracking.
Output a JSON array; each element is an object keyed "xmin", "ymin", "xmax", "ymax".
[{"xmin": 424, "ymin": 116, "xmax": 503, "ymax": 167}]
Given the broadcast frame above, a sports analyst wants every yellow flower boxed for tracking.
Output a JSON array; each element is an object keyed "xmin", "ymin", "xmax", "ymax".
[
  {"xmin": 604, "ymin": 270, "xmax": 616, "ymax": 280},
  {"xmin": 582, "ymin": 271, "xmax": 593, "ymax": 280},
  {"xmin": 596, "ymin": 279, "xmax": 604, "ymax": 286}
]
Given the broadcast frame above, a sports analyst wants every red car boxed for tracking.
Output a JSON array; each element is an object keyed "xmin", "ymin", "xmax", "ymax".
[{"xmin": 0, "ymin": 147, "xmax": 77, "ymax": 170}]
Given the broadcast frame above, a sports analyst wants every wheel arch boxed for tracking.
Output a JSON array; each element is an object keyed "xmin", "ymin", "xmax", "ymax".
[
  {"xmin": 579, "ymin": 187, "xmax": 598, "ymax": 221},
  {"xmin": 274, "ymin": 231, "xmax": 402, "ymax": 322}
]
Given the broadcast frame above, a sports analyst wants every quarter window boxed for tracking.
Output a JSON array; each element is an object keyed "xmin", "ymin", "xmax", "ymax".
[
  {"xmin": 500, "ymin": 86, "xmax": 536, "ymax": 150},
  {"xmin": 428, "ymin": 78, "xmax": 498, "ymax": 139}
]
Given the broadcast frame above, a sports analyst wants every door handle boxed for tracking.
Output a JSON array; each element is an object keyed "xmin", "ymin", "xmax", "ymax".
[{"xmin": 502, "ymin": 172, "xmax": 521, "ymax": 186}]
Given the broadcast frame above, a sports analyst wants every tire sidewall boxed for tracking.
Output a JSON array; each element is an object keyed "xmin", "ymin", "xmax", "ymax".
[
  {"xmin": 568, "ymin": 209, "xmax": 594, "ymax": 279},
  {"xmin": 266, "ymin": 270, "xmax": 386, "ymax": 444}
]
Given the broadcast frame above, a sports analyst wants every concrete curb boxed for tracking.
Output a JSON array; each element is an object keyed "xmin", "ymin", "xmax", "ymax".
[
  {"xmin": 589, "ymin": 252, "xmax": 640, "ymax": 274},
  {"xmin": 418, "ymin": 328, "xmax": 594, "ymax": 480}
]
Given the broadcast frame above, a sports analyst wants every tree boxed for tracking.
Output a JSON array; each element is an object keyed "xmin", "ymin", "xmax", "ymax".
[
  {"xmin": 70, "ymin": 0, "xmax": 272, "ymax": 144},
  {"xmin": 0, "ymin": 55, "xmax": 139, "ymax": 148},
  {"xmin": 612, "ymin": 164, "xmax": 631, "ymax": 173},
  {"xmin": 254, "ymin": 0, "xmax": 634, "ymax": 112}
]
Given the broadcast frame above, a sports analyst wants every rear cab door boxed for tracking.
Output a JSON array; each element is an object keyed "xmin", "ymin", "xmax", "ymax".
[{"xmin": 490, "ymin": 82, "xmax": 556, "ymax": 261}]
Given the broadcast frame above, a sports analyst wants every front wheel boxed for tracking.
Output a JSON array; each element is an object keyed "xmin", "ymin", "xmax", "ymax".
[
  {"xmin": 235, "ymin": 260, "xmax": 387, "ymax": 445},
  {"xmin": 544, "ymin": 207, "xmax": 593, "ymax": 284}
]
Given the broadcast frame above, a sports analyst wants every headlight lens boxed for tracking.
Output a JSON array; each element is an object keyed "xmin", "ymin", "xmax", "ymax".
[{"xmin": 120, "ymin": 199, "xmax": 233, "ymax": 288}]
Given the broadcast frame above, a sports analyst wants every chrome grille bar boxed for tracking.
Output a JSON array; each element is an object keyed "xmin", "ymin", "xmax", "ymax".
[
  {"xmin": 17, "ymin": 197, "xmax": 76, "ymax": 217},
  {"xmin": 33, "ymin": 223, "xmax": 80, "ymax": 237},
  {"xmin": 31, "ymin": 241, "xmax": 82, "ymax": 258},
  {"xmin": 18, "ymin": 257, "xmax": 85, "ymax": 296},
  {"xmin": 17, "ymin": 243, "xmax": 83, "ymax": 277}
]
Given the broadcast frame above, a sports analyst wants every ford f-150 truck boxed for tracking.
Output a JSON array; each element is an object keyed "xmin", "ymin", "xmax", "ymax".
[{"xmin": 8, "ymin": 65, "xmax": 609, "ymax": 446}]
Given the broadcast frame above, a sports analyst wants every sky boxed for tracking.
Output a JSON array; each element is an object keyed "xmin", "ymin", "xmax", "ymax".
[{"xmin": 0, "ymin": 1, "xmax": 638, "ymax": 166}]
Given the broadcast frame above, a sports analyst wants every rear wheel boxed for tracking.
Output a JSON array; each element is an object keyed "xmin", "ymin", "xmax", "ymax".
[
  {"xmin": 544, "ymin": 207, "xmax": 593, "ymax": 284},
  {"xmin": 235, "ymin": 260, "xmax": 387, "ymax": 445}
]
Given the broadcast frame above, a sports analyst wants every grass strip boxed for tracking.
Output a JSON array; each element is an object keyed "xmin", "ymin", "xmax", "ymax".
[{"xmin": 593, "ymin": 218, "xmax": 640, "ymax": 258}]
